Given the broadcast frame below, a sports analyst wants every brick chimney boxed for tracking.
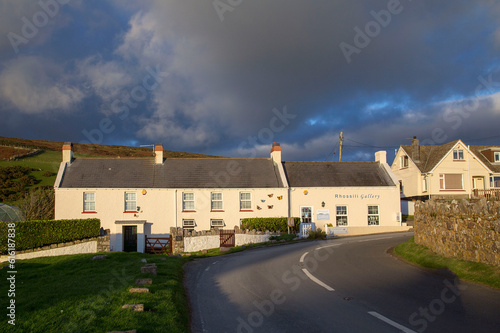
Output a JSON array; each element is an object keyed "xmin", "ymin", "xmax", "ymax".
[
  {"xmin": 270, "ymin": 142, "xmax": 281, "ymax": 163},
  {"xmin": 375, "ymin": 151, "xmax": 386, "ymax": 164},
  {"xmin": 62, "ymin": 142, "xmax": 73, "ymax": 164},
  {"xmin": 411, "ymin": 136, "xmax": 420, "ymax": 161},
  {"xmin": 154, "ymin": 143, "xmax": 164, "ymax": 164}
]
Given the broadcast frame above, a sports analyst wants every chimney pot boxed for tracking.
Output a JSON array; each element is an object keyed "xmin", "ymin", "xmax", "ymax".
[
  {"xmin": 270, "ymin": 142, "xmax": 282, "ymax": 164},
  {"xmin": 154, "ymin": 143, "xmax": 164, "ymax": 164},
  {"xmin": 62, "ymin": 142, "xmax": 73, "ymax": 164}
]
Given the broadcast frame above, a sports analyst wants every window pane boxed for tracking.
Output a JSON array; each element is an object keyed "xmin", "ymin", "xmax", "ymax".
[
  {"xmin": 84, "ymin": 192, "xmax": 94, "ymax": 201},
  {"xmin": 84, "ymin": 202, "xmax": 95, "ymax": 211},
  {"xmin": 336, "ymin": 216, "xmax": 347, "ymax": 226},
  {"xmin": 212, "ymin": 193, "xmax": 222, "ymax": 200},
  {"xmin": 240, "ymin": 192, "xmax": 250, "ymax": 200},
  {"xmin": 368, "ymin": 216, "xmax": 379, "ymax": 225},
  {"xmin": 184, "ymin": 201, "xmax": 194, "ymax": 210},
  {"xmin": 184, "ymin": 193, "xmax": 194, "ymax": 200},
  {"xmin": 336, "ymin": 206, "xmax": 347, "ymax": 215},
  {"xmin": 212, "ymin": 201, "xmax": 222, "ymax": 210},
  {"xmin": 125, "ymin": 201, "xmax": 137, "ymax": 211},
  {"xmin": 368, "ymin": 206, "xmax": 378, "ymax": 214},
  {"xmin": 125, "ymin": 192, "xmax": 136, "ymax": 201},
  {"xmin": 445, "ymin": 174, "xmax": 462, "ymax": 189}
]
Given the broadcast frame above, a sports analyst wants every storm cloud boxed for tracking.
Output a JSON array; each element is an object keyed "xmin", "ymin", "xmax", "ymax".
[{"xmin": 1, "ymin": 0, "xmax": 499, "ymax": 162}]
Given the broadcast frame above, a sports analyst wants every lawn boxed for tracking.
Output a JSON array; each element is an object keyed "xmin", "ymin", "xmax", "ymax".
[
  {"xmin": 394, "ymin": 237, "xmax": 500, "ymax": 289},
  {"xmin": 0, "ymin": 252, "xmax": 188, "ymax": 332}
]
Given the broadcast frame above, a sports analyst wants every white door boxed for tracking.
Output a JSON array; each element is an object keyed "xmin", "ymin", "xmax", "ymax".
[{"xmin": 300, "ymin": 206, "xmax": 313, "ymax": 223}]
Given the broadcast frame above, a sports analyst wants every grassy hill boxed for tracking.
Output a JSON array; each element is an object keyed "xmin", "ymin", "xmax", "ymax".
[{"xmin": 0, "ymin": 136, "xmax": 222, "ymax": 205}]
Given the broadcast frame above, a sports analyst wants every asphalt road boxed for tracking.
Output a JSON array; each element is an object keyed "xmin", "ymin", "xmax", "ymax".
[{"xmin": 185, "ymin": 232, "xmax": 500, "ymax": 333}]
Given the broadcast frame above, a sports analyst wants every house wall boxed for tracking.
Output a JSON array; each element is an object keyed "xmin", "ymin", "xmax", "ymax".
[
  {"xmin": 174, "ymin": 188, "xmax": 289, "ymax": 230},
  {"xmin": 55, "ymin": 187, "xmax": 288, "ymax": 251},
  {"xmin": 427, "ymin": 143, "xmax": 490, "ymax": 199},
  {"xmin": 289, "ymin": 186, "xmax": 401, "ymax": 229},
  {"xmin": 391, "ymin": 148, "xmax": 422, "ymax": 198}
]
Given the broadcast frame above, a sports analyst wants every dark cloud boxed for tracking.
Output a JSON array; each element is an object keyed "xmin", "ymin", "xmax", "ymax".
[{"xmin": 1, "ymin": 0, "xmax": 499, "ymax": 162}]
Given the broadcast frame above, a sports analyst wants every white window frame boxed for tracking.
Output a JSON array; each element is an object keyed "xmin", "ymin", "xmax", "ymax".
[
  {"xmin": 183, "ymin": 192, "xmax": 195, "ymax": 211},
  {"xmin": 240, "ymin": 192, "xmax": 252, "ymax": 210},
  {"xmin": 439, "ymin": 174, "xmax": 463, "ymax": 190},
  {"xmin": 336, "ymin": 205, "xmax": 348, "ymax": 227},
  {"xmin": 124, "ymin": 192, "xmax": 137, "ymax": 212},
  {"xmin": 490, "ymin": 176, "xmax": 500, "ymax": 189},
  {"xmin": 182, "ymin": 219, "xmax": 196, "ymax": 230},
  {"xmin": 210, "ymin": 219, "xmax": 224, "ymax": 230},
  {"xmin": 368, "ymin": 205, "xmax": 379, "ymax": 226},
  {"xmin": 400, "ymin": 155, "xmax": 409, "ymax": 168},
  {"xmin": 453, "ymin": 149, "xmax": 464, "ymax": 160},
  {"xmin": 495, "ymin": 152, "xmax": 500, "ymax": 162},
  {"xmin": 211, "ymin": 192, "xmax": 223, "ymax": 211},
  {"xmin": 83, "ymin": 192, "xmax": 96, "ymax": 212}
]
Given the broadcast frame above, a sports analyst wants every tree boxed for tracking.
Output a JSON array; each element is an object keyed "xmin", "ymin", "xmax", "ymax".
[{"xmin": 18, "ymin": 187, "xmax": 55, "ymax": 220}]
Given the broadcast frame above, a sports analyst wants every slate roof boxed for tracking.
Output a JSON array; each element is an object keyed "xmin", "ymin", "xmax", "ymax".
[
  {"xmin": 282, "ymin": 162, "xmax": 396, "ymax": 187},
  {"xmin": 400, "ymin": 140, "xmax": 460, "ymax": 173},
  {"xmin": 400, "ymin": 141, "xmax": 500, "ymax": 174},
  {"xmin": 59, "ymin": 158, "xmax": 284, "ymax": 188}
]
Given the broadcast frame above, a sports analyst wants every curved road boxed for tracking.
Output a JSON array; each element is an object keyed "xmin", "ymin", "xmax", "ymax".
[{"xmin": 185, "ymin": 232, "xmax": 500, "ymax": 332}]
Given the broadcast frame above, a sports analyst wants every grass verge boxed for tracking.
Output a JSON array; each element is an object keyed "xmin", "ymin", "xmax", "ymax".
[
  {"xmin": 0, "ymin": 252, "xmax": 188, "ymax": 332},
  {"xmin": 394, "ymin": 237, "xmax": 500, "ymax": 289}
]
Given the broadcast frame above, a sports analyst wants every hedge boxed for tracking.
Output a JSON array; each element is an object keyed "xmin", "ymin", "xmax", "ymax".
[
  {"xmin": 0, "ymin": 219, "xmax": 100, "ymax": 254},
  {"xmin": 240, "ymin": 217, "xmax": 301, "ymax": 233}
]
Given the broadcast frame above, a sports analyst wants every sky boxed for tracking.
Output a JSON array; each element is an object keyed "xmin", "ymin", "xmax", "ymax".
[{"xmin": 1, "ymin": 0, "xmax": 500, "ymax": 163}]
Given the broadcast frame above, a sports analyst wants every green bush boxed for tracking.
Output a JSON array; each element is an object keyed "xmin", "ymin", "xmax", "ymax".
[
  {"xmin": 0, "ymin": 218, "xmax": 100, "ymax": 253},
  {"xmin": 241, "ymin": 217, "xmax": 300, "ymax": 233},
  {"xmin": 307, "ymin": 228, "xmax": 326, "ymax": 240}
]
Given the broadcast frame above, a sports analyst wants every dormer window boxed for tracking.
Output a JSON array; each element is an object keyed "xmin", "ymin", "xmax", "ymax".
[
  {"xmin": 453, "ymin": 149, "xmax": 464, "ymax": 160},
  {"xmin": 495, "ymin": 152, "xmax": 500, "ymax": 162}
]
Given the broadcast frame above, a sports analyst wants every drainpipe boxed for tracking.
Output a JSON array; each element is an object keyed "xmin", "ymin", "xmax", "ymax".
[
  {"xmin": 467, "ymin": 145, "xmax": 472, "ymax": 199},
  {"xmin": 174, "ymin": 189, "xmax": 178, "ymax": 228}
]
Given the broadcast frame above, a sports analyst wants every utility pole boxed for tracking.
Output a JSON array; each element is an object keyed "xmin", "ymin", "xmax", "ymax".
[{"xmin": 339, "ymin": 131, "xmax": 343, "ymax": 162}]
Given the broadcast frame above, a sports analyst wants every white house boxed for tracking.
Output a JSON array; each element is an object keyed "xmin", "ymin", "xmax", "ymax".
[
  {"xmin": 55, "ymin": 142, "xmax": 404, "ymax": 252},
  {"xmin": 392, "ymin": 137, "xmax": 500, "ymax": 201}
]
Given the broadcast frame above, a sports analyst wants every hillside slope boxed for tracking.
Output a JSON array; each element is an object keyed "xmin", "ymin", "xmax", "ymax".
[{"xmin": 0, "ymin": 136, "xmax": 223, "ymax": 205}]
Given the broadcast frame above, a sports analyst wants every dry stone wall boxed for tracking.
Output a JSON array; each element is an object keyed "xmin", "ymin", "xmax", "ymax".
[{"xmin": 414, "ymin": 198, "xmax": 500, "ymax": 266}]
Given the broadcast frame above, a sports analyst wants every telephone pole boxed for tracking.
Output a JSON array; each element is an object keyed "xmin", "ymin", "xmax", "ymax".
[{"xmin": 339, "ymin": 131, "xmax": 343, "ymax": 162}]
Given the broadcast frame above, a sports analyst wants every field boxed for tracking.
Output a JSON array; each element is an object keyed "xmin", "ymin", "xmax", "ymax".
[
  {"xmin": 0, "ymin": 136, "xmax": 223, "ymax": 206},
  {"xmin": 0, "ymin": 252, "xmax": 189, "ymax": 333}
]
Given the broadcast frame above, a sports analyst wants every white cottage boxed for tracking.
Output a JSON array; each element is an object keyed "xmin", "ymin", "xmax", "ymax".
[{"xmin": 54, "ymin": 142, "xmax": 404, "ymax": 252}]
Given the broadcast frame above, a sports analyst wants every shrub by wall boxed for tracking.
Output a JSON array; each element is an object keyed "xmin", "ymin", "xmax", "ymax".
[
  {"xmin": 240, "ymin": 217, "xmax": 301, "ymax": 233},
  {"xmin": 0, "ymin": 218, "xmax": 100, "ymax": 253}
]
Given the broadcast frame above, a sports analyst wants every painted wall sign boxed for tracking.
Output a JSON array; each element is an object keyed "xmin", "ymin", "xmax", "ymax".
[
  {"xmin": 317, "ymin": 209, "xmax": 330, "ymax": 220},
  {"xmin": 334, "ymin": 194, "xmax": 380, "ymax": 200}
]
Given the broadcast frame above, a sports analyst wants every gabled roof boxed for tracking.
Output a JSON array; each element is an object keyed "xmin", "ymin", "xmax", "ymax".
[
  {"xmin": 400, "ymin": 140, "xmax": 460, "ymax": 173},
  {"xmin": 282, "ymin": 161, "xmax": 396, "ymax": 187},
  {"xmin": 400, "ymin": 140, "xmax": 500, "ymax": 174},
  {"xmin": 59, "ymin": 158, "xmax": 284, "ymax": 188}
]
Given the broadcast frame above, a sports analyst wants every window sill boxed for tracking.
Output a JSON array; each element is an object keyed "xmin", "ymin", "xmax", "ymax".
[
  {"xmin": 453, "ymin": 160, "xmax": 466, "ymax": 162},
  {"xmin": 439, "ymin": 189, "xmax": 465, "ymax": 191},
  {"xmin": 182, "ymin": 210, "xmax": 196, "ymax": 213},
  {"xmin": 400, "ymin": 167, "xmax": 408, "ymax": 169},
  {"xmin": 82, "ymin": 211, "xmax": 97, "ymax": 214},
  {"xmin": 123, "ymin": 211, "xmax": 137, "ymax": 213},
  {"xmin": 211, "ymin": 210, "xmax": 225, "ymax": 212},
  {"xmin": 240, "ymin": 210, "xmax": 253, "ymax": 212}
]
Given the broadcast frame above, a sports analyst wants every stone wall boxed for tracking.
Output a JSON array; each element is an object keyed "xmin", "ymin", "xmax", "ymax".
[
  {"xmin": 169, "ymin": 226, "xmax": 278, "ymax": 254},
  {"xmin": 414, "ymin": 198, "xmax": 500, "ymax": 266}
]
